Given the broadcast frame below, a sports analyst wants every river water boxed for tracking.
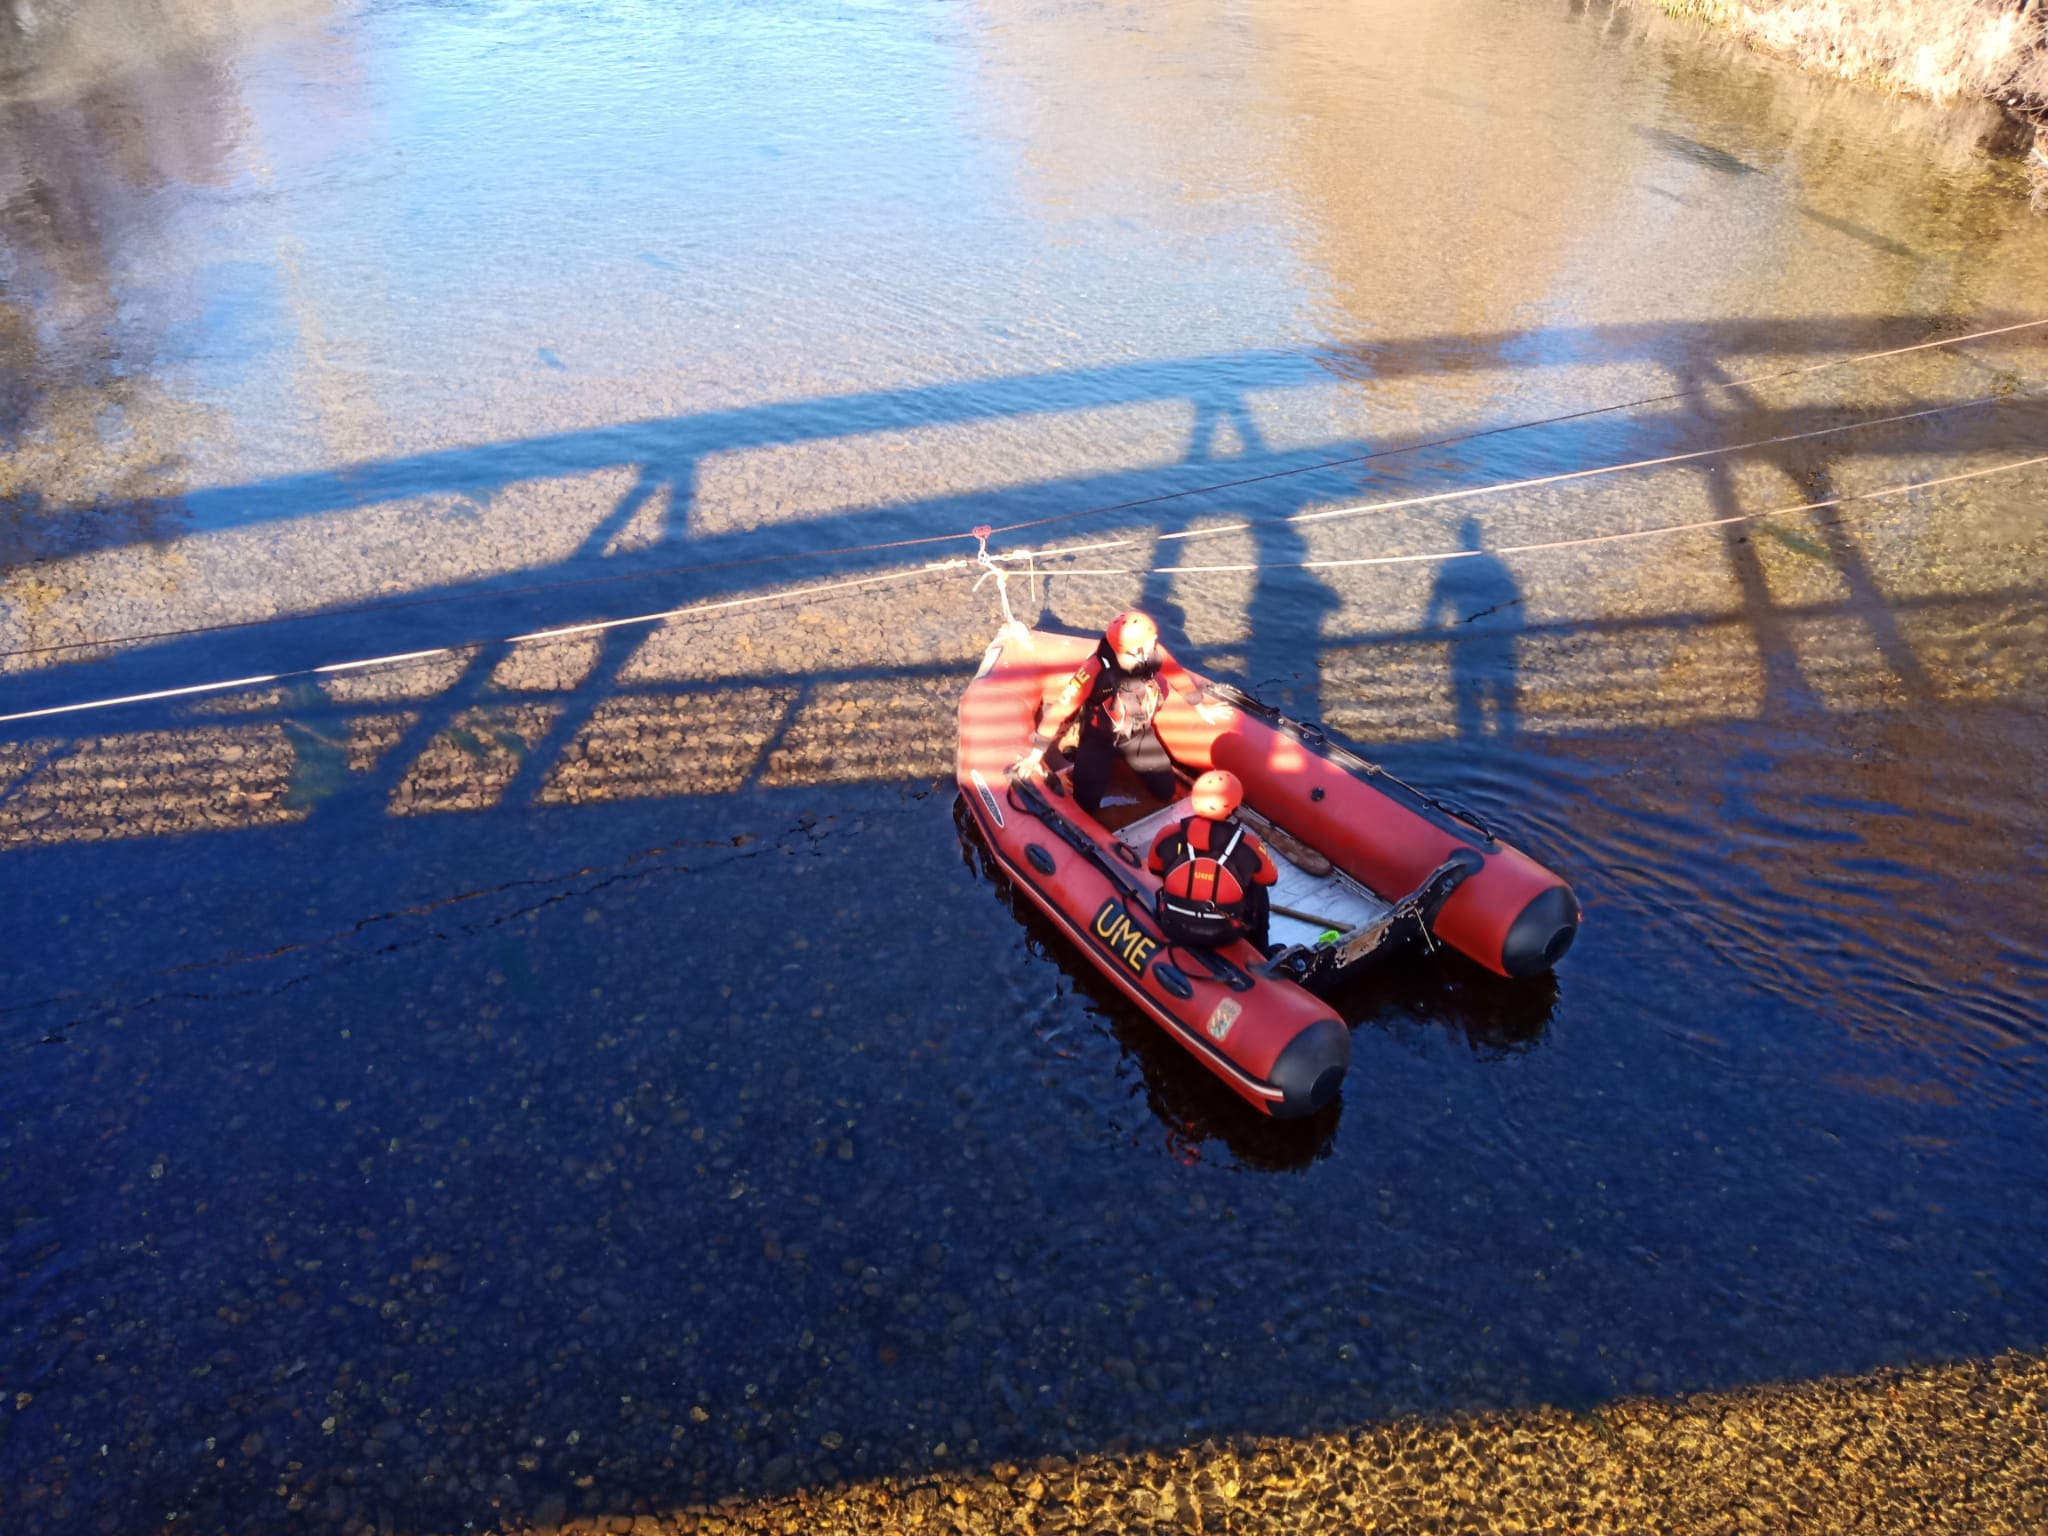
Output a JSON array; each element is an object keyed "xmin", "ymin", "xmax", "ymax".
[{"xmin": 2, "ymin": 0, "xmax": 2045, "ymax": 1530}]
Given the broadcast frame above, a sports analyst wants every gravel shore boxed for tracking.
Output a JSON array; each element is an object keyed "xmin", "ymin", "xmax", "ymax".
[{"xmin": 485, "ymin": 1348, "xmax": 2047, "ymax": 1534}]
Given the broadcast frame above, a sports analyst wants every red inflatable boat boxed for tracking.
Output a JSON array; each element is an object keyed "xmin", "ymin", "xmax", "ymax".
[{"xmin": 956, "ymin": 626, "xmax": 1578, "ymax": 1118}]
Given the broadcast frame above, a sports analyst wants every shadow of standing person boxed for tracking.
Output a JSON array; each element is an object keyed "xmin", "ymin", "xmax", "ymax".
[
  {"xmin": 1425, "ymin": 516, "xmax": 1523, "ymax": 739},
  {"xmin": 1145, "ymin": 377, "xmax": 1342, "ymax": 724}
]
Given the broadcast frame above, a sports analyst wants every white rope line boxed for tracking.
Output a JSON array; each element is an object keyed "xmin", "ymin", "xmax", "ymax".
[
  {"xmin": 979, "ymin": 314, "xmax": 2048, "ymax": 541},
  {"xmin": 5, "ymin": 317, "xmax": 2040, "ymax": 672},
  {"xmin": 968, "ymin": 526, "xmax": 1022, "ymax": 629},
  {"xmin": 6, "ymin": 323, "xmax": 2041, "ymax": 729},
  {"xmin": 14, "ymin": 454, "xmax": 2035, "ymax": 730},
  {"xmin": 501, "ymin": 561, "xmax": 965, "ymax": 643},
  {"xmin": 986, "ymin": 390, "xmax": 2031, "ymax": 566},
  {"xmin": 1023, "ymin": 453, "xmax": 2048, "ymax": 579},
  {"xmin": 0, "ymin": 561, "xmax": 969, "ymax": 726},
  {"xmin": 1685, "ymin": 315, "xmax": 2048, "ymax": 391}
]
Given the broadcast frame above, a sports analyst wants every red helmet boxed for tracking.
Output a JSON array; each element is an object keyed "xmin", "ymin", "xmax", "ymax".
[
  {"xmin": 1104, "ymin": 611, "xmax": 1158, "ymax": 658},
  {"xmin": 1189, "ymin": 769, "xmax": 1243, "ymax": 820}
]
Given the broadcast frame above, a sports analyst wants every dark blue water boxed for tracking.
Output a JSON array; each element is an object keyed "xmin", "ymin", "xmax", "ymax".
[{"xmin": 4, "ymin": 0, "xmax": 2047, "ymax": 1530}]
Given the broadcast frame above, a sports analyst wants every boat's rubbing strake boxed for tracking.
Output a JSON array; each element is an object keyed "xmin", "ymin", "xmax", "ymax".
[
  {"xmin": 986, "ymin": 776, "xmax": 1349, "ymax": 1115},
  {"xmin": 957, "ymin": 630, "xmax": 1570, "ymax": 1115}
]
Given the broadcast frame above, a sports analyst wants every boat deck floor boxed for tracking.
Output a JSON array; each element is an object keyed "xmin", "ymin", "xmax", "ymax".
[{"xmin": 1112, "ymin": 801, "xmax": 1392, "ymax": 952}]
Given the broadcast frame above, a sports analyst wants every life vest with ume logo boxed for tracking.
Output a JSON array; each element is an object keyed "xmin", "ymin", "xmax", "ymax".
[{"xmin": 1151, "ymin": 815, "xmax": 1267, "ymax": 944}]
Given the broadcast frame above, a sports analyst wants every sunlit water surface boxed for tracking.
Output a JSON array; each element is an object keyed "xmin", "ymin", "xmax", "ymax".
[{"xmin": 2, "ymin": 0, "xmax": 2045, "ymax": 1529}]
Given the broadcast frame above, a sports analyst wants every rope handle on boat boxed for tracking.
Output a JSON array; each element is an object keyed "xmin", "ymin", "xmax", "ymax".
[
  {"xmin": 1006, "ymin": 770, "xmax": 1259, "ymax": 992},
  {"xmin": 1006, "ymin": 771, "xmax": 1153, "ymax": 907},
  {"xmin": 1203, "ymin": 683, "xmax": 1501, "ymax": 847},
  {"xmin": 970, "ymin": 526, "xmax": 1019, "ymax": 631},
  {"xmin": 970, "ymin": 525, "xmax": 1040, "ymax": 638}
]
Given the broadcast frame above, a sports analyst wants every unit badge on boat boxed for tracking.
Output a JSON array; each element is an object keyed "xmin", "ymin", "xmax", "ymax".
[
  {"xmin": 969, "ymin": 769, "xmax": 1004, "ymax": 829},
  {"xmin": 1206, "ymin": 999, "xmax": 1241, "ymax": 1042}
]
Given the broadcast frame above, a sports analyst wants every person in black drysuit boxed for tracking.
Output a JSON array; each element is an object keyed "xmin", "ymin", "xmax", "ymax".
[{"xmin": 1010, "ymin": 610, "xmax": 1205, "ymax": 818}]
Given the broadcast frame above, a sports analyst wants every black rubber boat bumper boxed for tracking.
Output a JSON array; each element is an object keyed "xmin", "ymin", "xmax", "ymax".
[
  {"xmin": 1501, "ymin": 884, "xmax": 1581, "ymax": 977},
  {"xmin": 1267, "ymin": 1016, "xmax": 1350, "ymax": 1118}
]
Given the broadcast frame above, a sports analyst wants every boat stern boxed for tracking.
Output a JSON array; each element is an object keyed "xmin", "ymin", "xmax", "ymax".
[{"xmin": 1265, "ymin": 1014, "xmax": 1349, "ymax": 1118}]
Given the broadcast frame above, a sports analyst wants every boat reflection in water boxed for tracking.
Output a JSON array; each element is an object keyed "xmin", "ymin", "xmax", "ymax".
[
  {"xmin": 1324, "ymin": 935, "xmax": 1559, "ymax": 1063},
  {"xmin": 954, "ymin": 795, "xmax": 1557, "ymax": 1171}
]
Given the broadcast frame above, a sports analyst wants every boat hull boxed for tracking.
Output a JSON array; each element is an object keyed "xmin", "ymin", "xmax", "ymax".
[{"xmin": 957, "ymin": 628, "xmax": 1578, "ymax": 1116}]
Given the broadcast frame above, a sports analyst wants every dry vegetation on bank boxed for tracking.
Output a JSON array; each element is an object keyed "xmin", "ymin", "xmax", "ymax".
[{"xmin": 1645, "ymin": 0, "xmax": 2048, "ymax": 186}]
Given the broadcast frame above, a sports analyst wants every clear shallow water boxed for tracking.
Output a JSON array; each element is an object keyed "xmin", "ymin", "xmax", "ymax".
[{"xmin": 3, "ymin": 0, "xmax": 2047, "ymax": 1529}]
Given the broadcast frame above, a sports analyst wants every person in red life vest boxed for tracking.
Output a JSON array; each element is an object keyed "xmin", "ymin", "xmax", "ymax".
[
  {"xmin": 1146, "ymin": 769, "xmax": 1279, "ymax": 951},
  {"xmin": 1010, "ymin": 610, "xmax": 1209, "ymax": 817}
]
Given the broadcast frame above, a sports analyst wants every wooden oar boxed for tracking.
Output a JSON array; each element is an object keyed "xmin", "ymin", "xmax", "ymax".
[
  {"xmin": 1238, "ymin": 806, "xmax": 1334, "ymax": 877},
  {"xmin": 1271, "ymin": 901, "xmax": 1351, "ymax": 930},
  {"xmin": 1165, "ymin": 763, "xmax": 1335, "ymax": 876}
]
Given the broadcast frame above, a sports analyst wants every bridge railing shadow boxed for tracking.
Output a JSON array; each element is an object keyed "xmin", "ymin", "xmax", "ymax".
[
  {"xmin": 3, "ymin": 318, "xmax": 2046, "ymax": 1536},
  {"xmin": 3, "ymin": 316, "xmax": 2042, "ymax": 823}
]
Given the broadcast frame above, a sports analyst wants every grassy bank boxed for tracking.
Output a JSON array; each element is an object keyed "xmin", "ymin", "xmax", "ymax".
[{"xmin": 1645, "ymin": 0, "xmax": 2048, "ymax": 184}]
